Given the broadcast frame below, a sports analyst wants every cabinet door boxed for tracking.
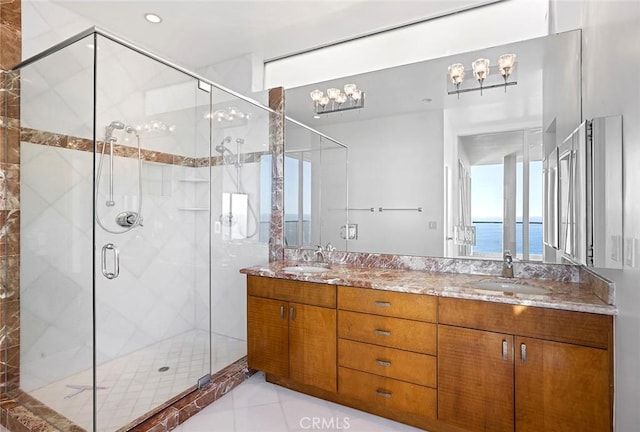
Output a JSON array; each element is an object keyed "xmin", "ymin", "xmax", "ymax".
[
  {"xmin": 289, "ymin": 303, "xmax": 337, "ymax": 392},
  {"xmin": 247, "ymin": 296, "xmax": 289, "ymax": 377},
  {"xmin": 515, "ymin": 337, "xmax": 611, "ymax": 432},
  {"xmin": 438, "ymin": 325, "xmax": 514, "ymax": 432}
]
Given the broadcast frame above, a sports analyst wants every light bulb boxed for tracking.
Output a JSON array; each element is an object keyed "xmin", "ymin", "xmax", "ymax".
[
  {"xmin": 498, "ymin": 53, "xmax": 516, "ymax": 77},
  {"xmin": 326, "ymin": 88, "xmax": 341, "ymax": 100},
  {"xmin": 335, "ymin": 92, "xmax": 348, "ymax": 104},
  {"xmin": 448, "ymin": 63, "xmax": 465, "ymax": 85},
  {"xmin": 319, "ymin": 96, "xmax": 330, "ymax": 106},
  {"xmin": 344, "ymin": 84, "xmax": 357, "ymax": 96},
  {"xmin": 472, "ymin": 58, "xmax": 490, "ymax": 82},
  {"xmin": 310, "ymin": 89, "xmax": 323, "ymax": 102},
  {"xmin": 351, "ymin": 89, "xmax": 362, "ymax": 101}
]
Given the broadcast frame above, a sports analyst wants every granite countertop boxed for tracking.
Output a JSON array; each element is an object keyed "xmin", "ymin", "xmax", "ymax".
[{"xmin": 240, "ymin": 261, "xmax": 617, "ymax": 316}]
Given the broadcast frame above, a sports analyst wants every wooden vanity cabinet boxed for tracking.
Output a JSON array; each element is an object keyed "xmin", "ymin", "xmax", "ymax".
[
  {"xmin": 438, "ymin": 297, "xmax": 613, "ymax": 432},
  {"xmin": 247, "ymin": 276, "xmax": 337, "ymax": 392},
  {"xmin": 337, "ymin": 286, "xmax": 438, "ymax": 421}
]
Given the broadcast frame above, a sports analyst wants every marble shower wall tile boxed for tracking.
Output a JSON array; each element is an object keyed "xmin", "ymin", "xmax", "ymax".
[
  {"xmin": 0, "ymin": 0, "xmax": 21, "ymax": 71},
  {"xmin": 268, "ymin": 87, "xmax": 284, "ymax": 263},
  {"xmin": 0, "ymin": 163, "xmax": 19, "ymax": 211},
  {"xmin": 0, "ymin": 209, "xmax": 19, "ymax": 260}
]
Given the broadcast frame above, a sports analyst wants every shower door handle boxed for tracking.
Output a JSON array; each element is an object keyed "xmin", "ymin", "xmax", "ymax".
[{"xmin": 101, "ymin": 243, "xmax": 120, "ymax": 279}]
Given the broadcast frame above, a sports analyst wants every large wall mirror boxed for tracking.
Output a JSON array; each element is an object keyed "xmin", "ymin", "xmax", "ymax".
[
  {"xmin": 283, "ymin": 117, "xmax": 349, "ymax": 251},
  {"xmin": 284, "ymin": 30, "xmax": 582, "ymax": 263}
]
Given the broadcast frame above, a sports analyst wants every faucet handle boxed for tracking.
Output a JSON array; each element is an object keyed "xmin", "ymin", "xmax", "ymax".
[{"xmin": 325, "ymin": 242, "xmax": 336, "ymax": 252}]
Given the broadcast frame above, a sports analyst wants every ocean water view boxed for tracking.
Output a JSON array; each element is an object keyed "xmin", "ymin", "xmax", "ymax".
[{"xmin": 473, "ymin": 220, "xmax": 543, "ymax": 255}]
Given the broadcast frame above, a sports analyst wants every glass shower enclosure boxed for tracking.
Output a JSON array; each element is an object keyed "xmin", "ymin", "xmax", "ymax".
[{"xmin": 9, "ymin": 28, "xmax": 270, "ymax": 431}]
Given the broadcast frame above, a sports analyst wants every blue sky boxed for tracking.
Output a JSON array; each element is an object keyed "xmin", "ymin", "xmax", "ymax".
[{"xmin": 471, "ymin": 162, "xmax": 543, "ymax": 221}]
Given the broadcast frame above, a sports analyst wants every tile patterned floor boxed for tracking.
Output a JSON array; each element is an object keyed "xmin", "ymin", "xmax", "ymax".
[
  {"xmin": 177, "ymin": 372, "xmax": 424, "ymax": 432},
  {"xmin": 27, "ymin": 331, "xmax": 245, "ymax": 432}
]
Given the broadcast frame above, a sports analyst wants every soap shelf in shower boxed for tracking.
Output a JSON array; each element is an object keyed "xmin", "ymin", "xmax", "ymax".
[{"xmin": 178, "ymin": 207, "xmax": 209, "ymax": 211}]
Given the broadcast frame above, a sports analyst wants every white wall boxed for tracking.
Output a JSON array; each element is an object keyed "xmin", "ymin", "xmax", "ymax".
[
  {"xmin": 318, "ymin": 111, "xmax": 444, "ymax": 257},
  {"xmin": 551, "ymin": 0, "xmax": 640, "ymax": 429}
]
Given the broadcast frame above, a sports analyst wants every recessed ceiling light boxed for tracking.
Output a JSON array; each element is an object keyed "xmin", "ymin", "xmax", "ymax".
[
  {"xmin": 144, "ymin": 13, "xmax": 162, "ymax": 24},
  {"xmin": 422, "ymin": 97, "xmax": 433, "ymax": 103},
  {"xmin": 313, "ymin": 115, "xmax": 320, "ymax": 119}
]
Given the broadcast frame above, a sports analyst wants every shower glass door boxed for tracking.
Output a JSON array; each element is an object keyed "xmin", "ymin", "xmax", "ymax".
[{"xmin": 93, "ymin": 35, "xmax": 211, "ymax": 431}]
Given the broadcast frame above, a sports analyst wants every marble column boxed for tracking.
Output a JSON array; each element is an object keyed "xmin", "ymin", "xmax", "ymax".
[
  {"xmin": 268, "ymin": 87, "xmax": 285, "ymax": 262},
  {"xmin": 0, "ymin": 0, "xmax": 21, "ymax": 401}
]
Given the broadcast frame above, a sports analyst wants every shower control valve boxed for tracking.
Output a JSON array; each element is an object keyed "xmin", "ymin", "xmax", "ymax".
[{"xmin": 116, "ymin": 211, "xmax": 143, "ymax": 228}]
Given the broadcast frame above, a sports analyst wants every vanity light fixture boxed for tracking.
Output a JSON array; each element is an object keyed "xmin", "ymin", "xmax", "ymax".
[
  {"xmin": 447, "ymin": 54, "xmax": 517, "ymax": 97},
  {"xmin": 310, "ymin": 83, "xmax": 365, "ymax": 116}
]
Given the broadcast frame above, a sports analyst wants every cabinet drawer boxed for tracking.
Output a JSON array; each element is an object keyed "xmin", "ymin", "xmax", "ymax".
[
  {"xmin": 338, "ymin": 310, "xmax": 436, "ymax": 354},
  {"xmin": 439, "ymin": 297, "xmax": 612, "ymax": 349},
  {"xmin": 339, "ymin": 367, "xmax": 436, "ymax": 419},
  {"xmin": 338, "ymin": 286, "xmax": 436, "ymax": 322},
  {"xmin": 247, "ymin": 275, "xmax": 336, "ymax": 308},
  {"xmin": 338, "ymin": 339, "xmax": 436, "ymax": 388}
]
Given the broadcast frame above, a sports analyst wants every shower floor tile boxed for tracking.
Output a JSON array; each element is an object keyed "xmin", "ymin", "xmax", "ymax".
[{"xmin": 28, "ymin": 331, "xmax": 246, "ymax": 432}]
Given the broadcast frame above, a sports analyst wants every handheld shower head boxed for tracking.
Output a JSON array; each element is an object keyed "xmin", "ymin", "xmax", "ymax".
[
  {"xmin": 107, "ymin": 121, "xmax": 125, "ymax": 131},
  {"xmin": 105, "ymin": 121, "xmax": 126, "ymax": 141},
  {"xmin": 215, "ymin": 136, "xmax": 233, "ymax": 155}
]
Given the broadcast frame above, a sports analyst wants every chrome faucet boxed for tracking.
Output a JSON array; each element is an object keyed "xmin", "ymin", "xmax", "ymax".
[
  {"xmin": 314, "ymin": 245, "xmax": 325, "ymax": 263},
  {"xmin": 502, "ymin": 250, "xmax": 514, "ymax": 278},
  {"xmin": 314, "ymin": 243, "xmax": 335, "ymax": 264}
]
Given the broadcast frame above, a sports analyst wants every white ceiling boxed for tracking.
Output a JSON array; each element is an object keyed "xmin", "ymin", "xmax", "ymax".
[{"xmin": 33, "ymin": 0, "xmax": 498, "ymax": 69}]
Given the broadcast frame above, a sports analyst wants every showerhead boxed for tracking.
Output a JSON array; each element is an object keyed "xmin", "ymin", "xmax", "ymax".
[
  {"xmin": 215, "ymin": 145, "xmax": 231, "ymax": 155},
  {"xmin": 107, "ymin": 121, "xmax": 125, "ymax": 131},
  {"xmin": 215, "ymin": 136, "xmax": 233, "ymax": 155},
  {"xmin": 105, "ymin": 120, "xmax": 126, "ymax": 141}
]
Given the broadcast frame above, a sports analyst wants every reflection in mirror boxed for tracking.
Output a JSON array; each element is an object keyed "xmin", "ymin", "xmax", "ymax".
[
  {"xmin": 455, "ymin": 129, "xmax": 543, "ymax": 261},
  {"xmin": 284, "ymin": 30, "xmax": 581, "ymax": 262},
  {"xmin": 283, "ymin": 118, "xmax": 348, "ymax": 251}
]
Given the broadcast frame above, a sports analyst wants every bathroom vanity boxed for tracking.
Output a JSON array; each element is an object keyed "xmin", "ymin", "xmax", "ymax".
[{"xmin": 241, "ymin": 262, "xmax": 614, "ymax": 432}]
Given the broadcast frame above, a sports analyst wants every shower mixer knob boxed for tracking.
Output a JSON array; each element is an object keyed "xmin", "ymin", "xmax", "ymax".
[{"xmin": 116, "ymin": 211, "xmax": 143, "ymax": 228}]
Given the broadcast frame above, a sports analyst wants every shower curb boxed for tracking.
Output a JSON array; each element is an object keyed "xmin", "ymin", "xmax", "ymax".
[
  {"xmin": 127, "ymin": 356, "xmax": 255, "ymax": 432},
  {"xmin": 0, "ymin": 357, "xmax": 254, "ymax": 432}
]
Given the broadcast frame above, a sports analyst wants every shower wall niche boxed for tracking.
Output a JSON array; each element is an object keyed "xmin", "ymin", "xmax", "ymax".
[{"xmin": 12, "ymin": 29, "xmax": 271, "ymax": 431}]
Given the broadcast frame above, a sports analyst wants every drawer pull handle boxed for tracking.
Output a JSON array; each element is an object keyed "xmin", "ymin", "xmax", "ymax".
[
  {"xmin": 376, "ymin": 359, "xmax": 392, "ymax": 367},
  {"xmin": 520, "ymin": 343, "xmax": 527, "ymax": 363},
  {"xmin": 374, "ymin": 301, "xmax": 391, "ymax": 307},
  {"xmin": 375, "ymin": 329, "xmax": 391, "ymax": 336},
  {"xmin": 376, "ymin": 389, "xmax": 392, "ymax": 398},
  {"xmin": 290, "ymin": 306, "xmax": 295, "ymax": 321},
  {"xmin": 280, "ymin": 306, "xmax": 285, "ymax": 320},
  {"xmin": 502, "ymin": 340, "xmax": 509, "ymax": 361}
]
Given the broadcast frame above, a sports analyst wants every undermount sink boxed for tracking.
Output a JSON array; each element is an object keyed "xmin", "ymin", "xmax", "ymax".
[
  {"xmin": 470, "ymin": 279, "xmax": 550, "ymax": 295},
  {"xmin": 281, "ymin": 265, "xmax": 329, "ymax": 274}
]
